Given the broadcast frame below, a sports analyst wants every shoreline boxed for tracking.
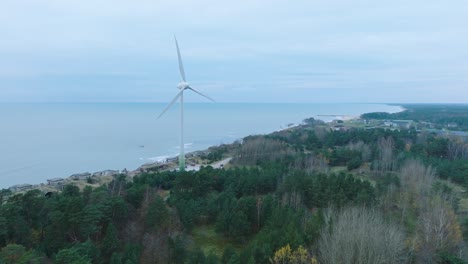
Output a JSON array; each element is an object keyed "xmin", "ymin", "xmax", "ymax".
[{"xmin": 3, "ymin": 103, "xmax": 405, "ymax": 191}]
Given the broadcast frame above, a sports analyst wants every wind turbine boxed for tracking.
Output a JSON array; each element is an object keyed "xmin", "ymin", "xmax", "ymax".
[{"xmin": 157, "ymin": 36, "xmax": 215, "ymax": 171}]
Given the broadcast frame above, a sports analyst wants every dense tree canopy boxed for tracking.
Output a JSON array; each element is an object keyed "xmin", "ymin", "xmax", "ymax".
[{"xmin": 1, "ymin": 108, "xmax": 467, "ymax": 263}]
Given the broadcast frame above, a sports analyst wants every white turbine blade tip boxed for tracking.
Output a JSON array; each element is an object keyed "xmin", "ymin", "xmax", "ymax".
[{"xmin": 174, "ymin": 36, "xmax": 187, "ymax": 82}]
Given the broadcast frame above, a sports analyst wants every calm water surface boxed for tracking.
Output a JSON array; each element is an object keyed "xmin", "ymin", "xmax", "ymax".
[{"xmin": 0, "ymin": 103, "xmax": 402, "ymax": 187}]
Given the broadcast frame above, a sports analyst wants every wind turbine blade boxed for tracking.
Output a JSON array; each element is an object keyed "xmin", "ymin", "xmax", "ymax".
[
  {"xmin": 157, "ymin": 90, "xmax": 184, "ymax": 119},
  {"xmin": 188, "ymin": 87, "xmax": 215, "ymax": 102},
  {"xmin": 174, "ymin": 35, "xmax": 186, "ymax": 82}
]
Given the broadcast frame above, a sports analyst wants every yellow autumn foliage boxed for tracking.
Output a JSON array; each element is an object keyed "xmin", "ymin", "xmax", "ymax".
[{"xmin": 272, "ymin": 244, "xmax": 318, "ymax": 264}]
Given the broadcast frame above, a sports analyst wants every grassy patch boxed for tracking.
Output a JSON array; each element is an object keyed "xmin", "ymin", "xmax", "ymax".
[
  {"xmin": 72, "ymin": 176, "xmax": 113, "ymax": 190},
  {"xmin": 458, "ymin": 199, "xmax": 468, "ymax": 214},
  {"xmin": 191, "ymin": 225, "xmax": 239, "ymax": 257},
  {"xmin": 330, "ymin": 166, "xmax": 347, "ymax": 173},
  {"xmin": 404, "ymin": 209, "xmax": 418, "ymax": 234},
  {"xmin": 357, "ymin": 174, "xmax": 377, "ymax": 187},
  {"xmin": 434, "ymin": 179, "xmax": 467, "ymax": 213},
  {"xmin": 157, "ymin": 189, "xmax": 171, "ymax": 202}
]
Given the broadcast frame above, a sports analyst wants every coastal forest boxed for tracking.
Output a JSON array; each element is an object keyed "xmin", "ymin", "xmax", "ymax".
[{"xmin": 1, "ymin": 106, "xmax": 468, "ymax": 264}]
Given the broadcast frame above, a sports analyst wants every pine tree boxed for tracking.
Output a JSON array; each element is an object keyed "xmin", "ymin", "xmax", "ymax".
[{"xmin": 102, "ymin": 223, "xmax": 120, "ymax": 261}]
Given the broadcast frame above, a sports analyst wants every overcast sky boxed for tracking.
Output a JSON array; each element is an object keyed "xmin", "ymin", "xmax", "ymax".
[{"xmin": 1, "ymin": 0, "xmax": 467, "ymax": 103}]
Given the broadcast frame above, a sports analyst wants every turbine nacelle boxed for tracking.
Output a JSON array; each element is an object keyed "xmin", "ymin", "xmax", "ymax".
[{"xmin": 177, "ymin": 81, "xmax": 190, "ymax": 90}]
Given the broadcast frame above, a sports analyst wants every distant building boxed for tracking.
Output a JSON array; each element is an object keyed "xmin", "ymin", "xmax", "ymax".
[
  {"xmin": 92, "ymin": 170, "xmax": 119, "ymax": 177},
  {"xmin": 167, "ymin": 157, "xmax": 179, "ymax": 163},
  {"xmin": 9, "ymin": 184, "xmax": 33, "ymax": 192},
  {"xmin": 384, "ymin": 120, "xmax": 413, "ymax": 129},
  {"xmin": 420, "ymin": 121, "xmax": 435, "ymax": 129},
  {"xmin": 449, "ymin": 131, "xmax": 468, "ymax": 137},
  {"xmin": 47, "ymin": 178, "xmax": 65, "ymax": 186},
  {"xmin": 392, "ymin": 120, "xmax": 413, "ymax": 129},
  {"xmin": 186, "ymin": 152, "xmax": 202, "ymax": 158},
  {"xmin": 332, "ymin": 125, "xmax": 348, "ymax": 131},
  {"xmin": 192, "ymin": 150, "xmax": 210, "ymax": 158},
  {"xmin": 70, "ymin": 172, "xmax": 91, "ymax": 180},
  {"xmin": 384, "ymin": 121, "xmax": 395, "ymax": 127}
]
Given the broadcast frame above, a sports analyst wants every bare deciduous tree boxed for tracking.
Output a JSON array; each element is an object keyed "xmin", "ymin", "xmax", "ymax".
[
  {"xmin": 416, "ymin": 131, "xmax": 431, "ymax": 144},
  {"xmin": 396, "ymin": 159, "xmax": 435, "ymax": 222},
  {"xmin": 447, "ymin": 138, "xmax": 468, "ymax": 160},
  {"xmin": 399, "ymin": 159, "xmax": 435, "ymax": 197},
  {"xmin": 396, "ymin": 159, "xmax": 462, "ymax": 263},
  {"xmin": 281, "ymin": 191, "xmax": 302, "ymax": 210},
  {"xmin": 313, "ymin": 127, "xmax": 329, "ymax": 142},
  {"xmin": 413, "ymin": 196, "xmax": 462, "ymax": 264},
  {"xmin": 346, "ymin": 141, "xmax": 372, "ymax": 162},
  {"xmin": 141, "ymin": 231, "xmax": 170, "ymax": 264},
  {"xmin": 233, "ymin": 137, "xmax": 292, "ymax": 166},
  {"xmin": 318, "ymin": 207, "xmax": 406, "ymax": 264},
  {"xmin": 304, "ymin": 154, "xmax": 329, "ymax": 174},
  {"xmin": 374, "ymin": 137, "xmax": 395, "ymax": 173}
]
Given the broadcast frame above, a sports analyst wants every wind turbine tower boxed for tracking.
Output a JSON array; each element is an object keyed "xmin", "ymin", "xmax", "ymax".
[{"xmin": 157, "ymin": 37, "xmax": 215, "ymax": 171}]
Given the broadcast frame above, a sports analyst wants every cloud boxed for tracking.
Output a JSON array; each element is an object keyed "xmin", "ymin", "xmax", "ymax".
[{"xmin": 0, "ymin": 0, "xmax": 467, "ymax": 102}]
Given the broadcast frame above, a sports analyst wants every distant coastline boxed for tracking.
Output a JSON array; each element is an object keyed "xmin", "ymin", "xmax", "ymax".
[{"xmin": 0, "ymin": 103, "xmax": 403, "ymax": 189}]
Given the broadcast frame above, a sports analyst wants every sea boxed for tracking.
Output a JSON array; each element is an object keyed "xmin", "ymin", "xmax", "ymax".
[{"xmin": 0, "ymin": 103, "xmax": 402, "ymax": 188}]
